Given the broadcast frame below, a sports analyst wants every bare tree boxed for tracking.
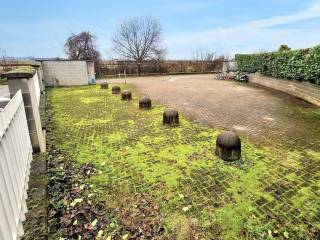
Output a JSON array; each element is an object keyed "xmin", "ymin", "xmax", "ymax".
[
  {"xmin": 112, "ymin": 16, "xmax": 166, "ymax": 75},
  {"xmin": 152, "ymin": 48, "xmax": 166, "ymax": 73},
  {"xmin": 193, "ymin": 49, "xmax": 217, "ymax": 72},
  {"xmin": 0, "ymin": 49, "xmax": 11, "ymax": 72},
  {"xmin": 278, "ymin": 44, "xmax": 291, "ymax": 52},
  {"xmin": 64, "ymin": 31, "xmax": 101, "ymax": 74}
]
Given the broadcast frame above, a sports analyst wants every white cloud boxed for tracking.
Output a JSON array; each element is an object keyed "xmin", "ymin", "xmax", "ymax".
[
  {"xmin": 165, "ymin": 2, "xmax": 320, "ymax": 58},
  {"xmin": 162, "ymin": 0, "xmax": 223, "ymax": 13},
  {"xmin": 248, "ymin": 2, "xmax": 320, "ymax": 28}
]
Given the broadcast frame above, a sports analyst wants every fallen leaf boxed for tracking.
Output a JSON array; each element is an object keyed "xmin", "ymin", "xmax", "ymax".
[
  {"xmin": 91, "ymin": 219, "xmax": 98, "ymax": 227},
  {"xmin": 178, "ymin": 194, "xmax": 184, "ymax": 199},
  {"xmin": 268, "ymin": 230, "xmax": 273, "ymax": 238},
  {"xmin": 97, "ymin": 230, "xmax": 104, "ymax": 238},
  {"xmin": 182, "ymin": 205, "xmax": 191, "ymax": 212},
  {"xmin": 70, "ymin": 198, "xmax": 83, "ymax": 207},
  {"xmin": 122, "ymin": 234, "xmax": 129, "ymax": 239},
  {"xmin": 283, "ymin": 231, "xmax": 289, "ymax": 239}
]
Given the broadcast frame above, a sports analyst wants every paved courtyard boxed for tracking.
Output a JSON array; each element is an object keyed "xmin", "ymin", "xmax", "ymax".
[
  {"xmin": 46, "ymin": 83, "xmax": 320, "ymax": 239},
  {"xmin": 105, "ymin": 74, "xmax": 320, "ymax": 149}
]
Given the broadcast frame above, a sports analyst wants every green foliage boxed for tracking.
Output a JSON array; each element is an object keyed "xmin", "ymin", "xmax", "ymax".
[{"xmin": 235, "ymin": 45, "xmax": 320, "ymax": 85}]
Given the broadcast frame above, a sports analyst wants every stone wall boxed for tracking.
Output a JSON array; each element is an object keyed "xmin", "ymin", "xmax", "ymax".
[
  {"xmin": 247, "ymin": 72, "xmax": 320, "ymax": 107},
  {"xmin": 41, "ymin": 60, "xmax": 90, "ymax": 86}
]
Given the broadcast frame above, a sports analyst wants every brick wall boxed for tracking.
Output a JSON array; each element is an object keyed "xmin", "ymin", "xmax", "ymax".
[
  {"xmin": 42, "ymin": 61, "xmax": 89, "ymax": 86},
  {"xmin": 247, "ymin": 72, "xmax": 320, "ymax": 107}
]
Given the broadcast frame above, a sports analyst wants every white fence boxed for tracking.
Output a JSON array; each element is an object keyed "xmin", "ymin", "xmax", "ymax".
[{"xmin": 0, "ymin": 90, "xmax": 33, "ymax": 240}]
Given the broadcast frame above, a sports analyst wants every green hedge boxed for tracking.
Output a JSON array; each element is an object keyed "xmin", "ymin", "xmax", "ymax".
[{"xmin": 235, "ymin": 45, "xmax": 320, "ymax": 85}]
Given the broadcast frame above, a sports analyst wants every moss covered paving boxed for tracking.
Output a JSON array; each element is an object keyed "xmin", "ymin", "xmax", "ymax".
[{"xmin": 47, "ymin": 84, "xmax": 320, "ymax": 239}]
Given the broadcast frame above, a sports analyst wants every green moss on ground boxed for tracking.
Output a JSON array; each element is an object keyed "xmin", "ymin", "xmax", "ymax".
[
  {"xmin": 47, "ymin": 84, "xmax": 320, "ymax": 239},
  {"xmin": 22, "ymin": 153, "xmax": 48, "ymax": 240},
  {"xmin": 7, "ymin": 66, "xmax": 35, "ymax": 74},
  {"xmin": 0, "ymin": 77, "xmax": 7, "ymax": 85}
]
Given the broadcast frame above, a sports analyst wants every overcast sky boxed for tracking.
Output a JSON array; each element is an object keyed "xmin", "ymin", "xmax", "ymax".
[{"xmin": 1, "ymin": 0, "xmax": 320, "ymax": 59}]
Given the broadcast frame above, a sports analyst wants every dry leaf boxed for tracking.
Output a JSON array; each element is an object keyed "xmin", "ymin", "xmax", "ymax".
[{"xmin": 91, "ymin": 219, "xmax": 98, "ymax": 227}]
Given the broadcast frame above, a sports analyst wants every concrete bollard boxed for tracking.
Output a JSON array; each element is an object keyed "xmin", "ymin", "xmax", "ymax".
[
  {"xmin": 100, "ymin": 82, "xmax": 108, "ymax": 89},
  {"xmin": 215, "ymin": 131, "xmax": 241, "ymax": 161},
  {"xmin": 163, "ymin": 108, "xmax": 179, "ymax": 126},
  {"xmin": 139, "ymin": 96, "xmax": 152, "ymax": 109},
  {"xmin": 112, "ymin": 86, "xmax": 121, "ymax": 94},
  {"xmin": 121, "ymin": 90, "xmax": 132, "ymax": 100}
]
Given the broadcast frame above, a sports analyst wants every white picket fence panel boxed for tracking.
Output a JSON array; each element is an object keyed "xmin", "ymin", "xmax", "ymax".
[
  {"xmin": 33, "ymin": 72, "xmax": 41, "ymax": 106},
  {"xmin": 0, "ymin": 90, "xmax": 32, "ymax": 240}
]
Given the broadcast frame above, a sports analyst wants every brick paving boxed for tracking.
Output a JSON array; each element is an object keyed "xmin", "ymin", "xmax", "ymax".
[
  {"xmin": 47, "ymin": 83, "xmax": 320, "ymax": 239},
  {"xmin": 104, "ymin": 74, "xmax": 320, "ymax": 148}
]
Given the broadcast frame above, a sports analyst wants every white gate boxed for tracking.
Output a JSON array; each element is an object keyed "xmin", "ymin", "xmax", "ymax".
[{"xmin": 0, "ymin": 90, "xmax": 33, "ymax": 239}]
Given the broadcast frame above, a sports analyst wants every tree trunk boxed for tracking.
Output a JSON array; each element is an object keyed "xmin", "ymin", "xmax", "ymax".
[{"xmin": 138, "ymin": 62, "xmax": 141, "ymax": 76}]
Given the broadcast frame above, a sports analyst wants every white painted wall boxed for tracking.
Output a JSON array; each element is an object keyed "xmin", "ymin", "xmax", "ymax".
[{"xmin": 42, "ymin": 61, "xmax": 89, "ymax": 86}]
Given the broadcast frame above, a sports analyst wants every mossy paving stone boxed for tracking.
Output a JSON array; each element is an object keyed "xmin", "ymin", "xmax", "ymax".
[
  {"xmin": 46, "ymin": 98, "xmax": 167, "ymax": 239},
  {"xmin": 45, "ymin": 84, "xmax": 320, "ymax": 239}
]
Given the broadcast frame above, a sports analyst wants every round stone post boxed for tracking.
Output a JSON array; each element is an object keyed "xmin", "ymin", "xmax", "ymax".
[
  {"xmin": 121, "ymin": 90, "xmax": 132, "ymax": 100},
  {"xmin": 215, "ymin": 131, "xmax": 241, "ymax": 161},
  {"xmin": 139, "ymin": 97, "xmax": 152, "ymax": 109},
  {"xmin": 112, "ymin": 86, "xmax": 121, "ymax": 94},
  {"xmin": 163, "ymin": 108, "xmax": 179, "ymax": 126},
  {"xmin": 100, "ymin": 82, "xmax": 108, "ymax": 89}
]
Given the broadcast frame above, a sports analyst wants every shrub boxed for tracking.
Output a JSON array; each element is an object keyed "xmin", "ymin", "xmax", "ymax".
[{"xmin": 235, "ymin": 45, "xmax": 320, "ymax": 85}]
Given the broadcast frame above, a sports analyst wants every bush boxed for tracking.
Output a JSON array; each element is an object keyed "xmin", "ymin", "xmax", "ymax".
[{"xmin": 235, "ymin": 45, "xmax": 320, "ymax": 85}]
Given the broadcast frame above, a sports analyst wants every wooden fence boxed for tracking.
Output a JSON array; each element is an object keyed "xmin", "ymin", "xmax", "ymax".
[{"xmin": 0, "ymin": 90, "xmax": 33, "ymax": 239}]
